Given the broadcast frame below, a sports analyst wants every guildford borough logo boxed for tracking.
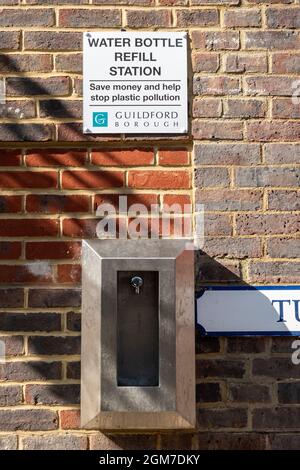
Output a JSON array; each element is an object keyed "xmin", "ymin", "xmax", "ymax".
[{"xmin": 93, "ymin": 112, "xmax": 108, "ymax": 127}]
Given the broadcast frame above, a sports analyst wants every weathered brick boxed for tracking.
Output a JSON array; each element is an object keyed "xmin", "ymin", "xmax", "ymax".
[
  {"xmin": 266, "ymin": 238, "xmax": 300, "ymax": 258},
  {"xmin": 245, "ymin": 31, "xmax": 300, "ymax": 50},
  {"xmin": 267, "ymin": 7, "xmax": 300, "ymax": 29},
  {"xmin": 0, "ymin": 336, "xmax": 23, "ymax": 356},
  {"xmin": 247, "ymin": 121, "xmax": 300, "ymax": 142},
  {"xmin": 203, "ymin": 237, "xmax": 262, "ymax": 259},
  {"xmin": 197, "ymin": 360, "xmax": 245, "ymax": 378},
  {"xmin": 28, "ymin": 289, "xmax": 81, "ymax": 308},
  {"xmin": 236, "ymin": 167, "xmax": 300, "ymax": 187},
  {"xmin": 0, "ymin": 288, "xmax": 23, "ymax": 307},
  {"xmin": 272, "ymin": 337, "xmax": 296, "ymax": 353},
  {"xmin": 24, "ymin": 32, "xmax": 82, "ymax": 51},
  {"xmin": 195, "ymin": 143, "xmax": 260, "ymax": 165},
  {"xmin": 67, "ymin": 361, "xmax": 80, "ymax": 379},
  {"xmin": 192, "ymin": 31, "xmax": 240, "ymax": 50},
  {"xmin": 192, "ymin": 52, "xmax": 219, "ymax": 73},
  {"xmin": 253, "ymin": 358, "xmax": 300, "ymax": 379},
  {"xmin": 0, "ymin": 31, "xmax": 21, "ymax": 50},
  {"xmin": 25, "ymin": 384, "xmax": 80, "ymax": 405},
  {"xmin": 227, "ymin": 337, "xmax": 267, "ymax": 353},
  {"xmin": 197, "ymin": 432, "xmax": 266, "ymax": 450},
  {"xmin": 22, "ymin": 435, "xmax": 87, "ymax": 451},
  {"xmin": 198, "ymin": 408, "xmax": 247, "ymax": 429},
  {"xmin": 28, "ymin": 336, "xmax": 81, "ymax": 355},
  {"xmin": 0, "ymin": 385, "xmax": 22, "ymax": 406},
  {"xmin": 0, "ymin": 242, "xmax": 22, "ymax": 259},
  {"xmin": 67, "ymin": 312, "xmax": 81, "ymax": 331},
  {"xmin": 229, "ymin": 383, "xmax": 270, "ymax": 403},
  {"xmin": 272, "ymin": 52, "xmax": 300, "ymax": 73},
  {"xmin": 92, "ymin": 149, "xmax": 154, "ymax": 166},
  {"xmin": 160, "ymin": 434, "xmax": 193, "ymax": 450},
  {"xmin": 224, "ymin": 99, "xmax": 266, "ymax": 118},
  {"xmin": 0, "ymin": 312, "xmax": 61, "ymax": 332},
  {"xmin": 224, "ymin": 8, "xmax": 261, "ymax": 28},
  {"xmin": 245, "ymin": 76, "xmax": 296, "ymax": 96},
  {"xmin": 55, "ymin": 53, "xmax": 82, "ymax": 73},
  {"xmin": 39, "ymin": 100, "xmax": 82, "ymax": 119},
  {"xmin": 176, "ymin": 9, "xmax": 218, "ymax": 27},
  {"xmin": 0, "ymin": 436, "xmax": 17, "ymax": 450},
  {"xmin": 269, "ymin": 434, "xmax": 300, "ymax": 450},
  {"xmin": 193, "ymin": 76, "xmax": 240, "ymax": 96},
  {"xmin": 224, "ymin": 53, "xmax": 268, "ymax": 73},
  {"xmin": 0, "ymin": 54, "xmax": 52, "ymax": 73},
  {"xmin": 193, "ymin": 98, "xmax": 222, "ymax": 118},
  {"xmin": 253, "ymin": 408, "xmax": 300, "ymax": 430},
  {"xmin": 203, "ymin": 214, "xmax": 232, "ymax": 236},
  {"xmin": 278, "ymin": 383, "xmax": 300, "ymax": 404},
  {"xmin": 126, "ymin": 10, "xmax": 171, "ymax": 27},
  {"xmin": 90, "ymin": 434, "xmax": 157, "ymax": 450},
  {"xmin": 196, "ymin": 335, "xmax": 220, "ymax": 354},
  {"xmin": 196, "ymin": 189, "xmax": 262, "ymax": 211},
  {"xmin": 6, "ymin": 77, "xmax": 70, "ymax": 97},
  {"xmin": 268, "ymin": 190, "xmax": 300, "ymax": 211},
  {"xmin": 264, "ymin": 144, "xmax": 300, "ymax": 164},
  {"xmin": 249, "ymin": 261, "xmax": 300, "ymax": 283},
  {"xmin": 0, "ymin": 361, "xmax": 61, "ymax": 381},
  {"xmin": 196, "ymin": 382, "xmax": 221, "ymax": 403},
  {"xmin": 192, "ymin": 120, "xmax": 243, "ymax": 140},
  {"xmin": 26, "ymin": 195, "xmax": 89, "ymax": 214},
  {"xmin": 0, "ymin": 124, "xmax": 53, "ymax": 142},
  {"xmin": 191, "ymin": 0, "xmax": 239, "ymax": 3},
  {"xmin": 197, "ymin": 257, "xmax": 240, "ymax": 281},
  {"xmin": 195, "ymin": 167, "xmax": 230, "ymax": 188},
  {"xmin": 59, "ymin": 9, "xmax": 121, "ymax": 27},
  {"xmin": 236, "ymin": 214, "xmax": 299, "ymax": 235},
  {"xmin": 0, "ymin": 100, "xmax": 36, "ymax": 119},
  {"xmin": 0, "ymin": 410, "xmax": 58, "ymax": 431},
  {"xmin": 62, "ymin": 170, "xmax": 124, "ymax": 189},
  {"xmin": 272, "ymin": 98, "xmax": 300, "ymax": 119},
  {"xmin": 0, "ymin": 8, "xmax": 54, "ymax": 26}
]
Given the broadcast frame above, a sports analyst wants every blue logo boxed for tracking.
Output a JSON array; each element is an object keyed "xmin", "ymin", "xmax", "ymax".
[{"xmin": 93, "ymin": 112, "xmax": 108, "ymax": 127}]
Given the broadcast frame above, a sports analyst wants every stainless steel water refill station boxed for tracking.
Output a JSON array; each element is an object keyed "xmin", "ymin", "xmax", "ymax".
[{"xmin": 81, "ymin": 239, "xmax": 195, "ymax": 430}]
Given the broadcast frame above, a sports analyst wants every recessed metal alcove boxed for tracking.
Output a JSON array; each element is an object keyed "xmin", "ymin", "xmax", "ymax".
[{"xmin": 81, "ymin": 239, "xmax": 195, "ymax": 430}]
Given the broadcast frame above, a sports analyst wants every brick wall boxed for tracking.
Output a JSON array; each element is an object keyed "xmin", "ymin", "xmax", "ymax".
[{"xmin": 0, "ymin": 0, "xmax": 299, "ymax": 450}]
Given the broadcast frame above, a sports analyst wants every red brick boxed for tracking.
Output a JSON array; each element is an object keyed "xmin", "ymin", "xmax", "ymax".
[
  {"xmin": 6, "ymin": 77, "xmax": 70, "ymax": 97},
  {"xmin": 63, "ymin": 218, "xmax": 99, "ymax": 238},
  {"xmin": 128, "ymin": 170, "xmax": 190, "ymax": 189},
  {"xmin": 271, "ymin": 52, "xmax": 300, "ymax": 73},
  {"xmin": 192, "ymin": 31, "xmax": 239, "ymax": 50},
  {"xmin": 126, "ymin": 10, "xmax": 171, "ymax": 27},
  {"xmin": 62, "ymin": 171, "xmax": 124, "ymax": 189},
  {"xmin": 59, "ymin": 9, "xmax": 121, "ymax": 27},
  {"xmin": 267, "ymin": 7, "xmax": 300, "ymax": 28},
  {"xmin": 0, "ymin": 195, "xmax": 22, "ymax": 212},
  {"xmin": 193, "ymin": 76, "xmax": 240, "ymax": 95},
  {"xmin": 224, "ymin": 53, "xmax": 267, "ymax": 73},
  {"xmin": 60, "ymin": 410, "xmax": 80, "ymax": 430},
  {"xmin": 57, "ymin": 264, "xmax": 81, "ymax": 284},
  {"xmin": 158, "ymin": 149, "xmax": 189, "ymax": 165},
  {"xmin": 193, "ymin": 98, "xmax": 222, "ymax": 118},
  {"xmin": 0, "ymin": 54, "xmax": 52, "ymax": 73},
  {"xmin": 24, "ymin": 31, "xmax": 82, "ymax": 51},
  {"xmin": 25, "ymin": 149, "xmax": 87, "ymax": 167},
  {"xmin": 0, "ymin": 219, "xmax": 58, "ymax": 237},
  {"xmin": 245, "ymin": 31, "xmax": 300, "ymax": 50},
  {"xmin": 0, "ymin": 242, "xmax": 22, "ymax": 260},
  {"xmin": 0, "ymin": 171, "xmax": 57, "ymax": 189},
  {"xmin": 94, "ymin": 193, "xmax": 158, "ymax": 211},
  {"xmin": 26, "ymin": 195, "xmax": 90, "ymax": 213},
  {"xmin": 0, "ymin": 264, "xmax": 54, "ymax": 284},
  {"xmin": 247, "ymin": 121, "xmax": 300, "ymax": 142},
  {"xmin": 0, "ymin": 150, "xmax": 21, "ymax": 167},
  {"xmin": 224, "ymin": 8, "xmax": 261, "ymax": 27},
  {"xmin": 176, "ymin": 9, "xmax": 218, "ymax": 26},
  {"xmin": 236, "ymin": 214, "xmax": 299, "ymax": 235},
  {"xmin": 192, "ymin": 52, "xmax": 219, "ymax": 73},
  {"xmin": 0, "ymin": 8, "xmax": 54, "ymax": 26},
  {"xmin": 91, "ymin": 149, "xmax": 154, "ymax": 166},
  {"xmin": 26, "ymin": 242, "xmax": 81, "ymax": 261},
  {"xmin": 193, "ymin": 120, "xmax": 243, "ymax": 140},
  {"xmin": 272, "ymin": 98, "xmax": 300, "ymax": 118},
  {"xmin": 163, "ymin": 194, "xmax": 191, "ymax": 210}
]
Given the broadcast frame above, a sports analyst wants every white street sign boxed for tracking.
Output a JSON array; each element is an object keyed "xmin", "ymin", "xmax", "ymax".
[
  {"xmin": 197, "ymin": 286, "xmax": 300, "ymax": 336},
  {"xmin": 83, "ymin": 32, "xmax": 188, "ymax": 134}
]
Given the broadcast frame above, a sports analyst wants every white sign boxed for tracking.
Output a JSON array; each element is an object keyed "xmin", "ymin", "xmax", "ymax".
[
  {"xmin": 83, "ymin": 32, "xmax": 188, "ymax": 134},
  {"xmin": 197, "ymin": 286, "xmax": 300, "ymax": 336}
]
